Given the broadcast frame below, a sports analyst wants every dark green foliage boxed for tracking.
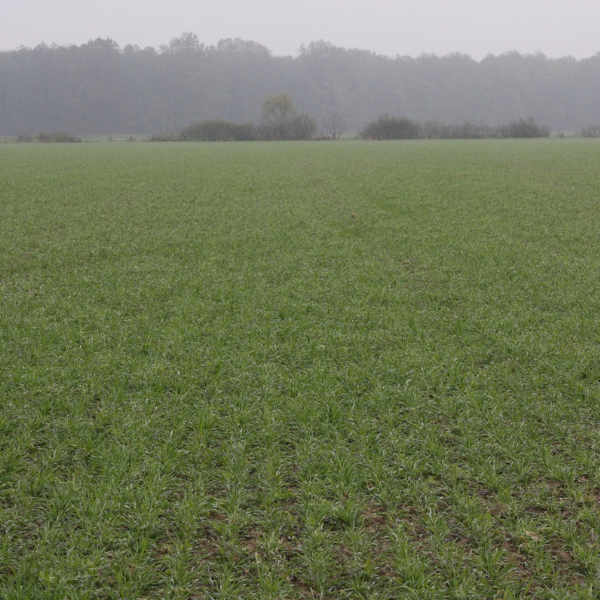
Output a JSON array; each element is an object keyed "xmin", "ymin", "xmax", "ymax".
[
  {"xmin": 177, "ymin": 119, "xmax": 257, "ymax": 141},
  {"xmin": 499, "ymin": 117, "xmax": 550, "ymax": 138},
  {"xmin": 360, "ymin": 115, "xmax": 422, "ymax": 139}
]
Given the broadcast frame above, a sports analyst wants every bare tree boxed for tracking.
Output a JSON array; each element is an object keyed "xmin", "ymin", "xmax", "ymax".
[
  {"xmin": 581, "ymin": 124, "xmax": 600, "ymax": 137},
  {"xmin": 499, "ymin": 117, "xmax": 550, "ymax": 138},
  {"xmin": 261, "ymin": 92, "xmax": 296, "ymax": 140},
  {"xmin": 323, "ymin": 115, "xmax": 346, "ymax": 140}
]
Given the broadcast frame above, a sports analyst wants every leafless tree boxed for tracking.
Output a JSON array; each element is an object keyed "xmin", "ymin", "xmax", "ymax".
[{"xmin": 323, "ymin": 115, "xmax": 346, "ymax": 140}]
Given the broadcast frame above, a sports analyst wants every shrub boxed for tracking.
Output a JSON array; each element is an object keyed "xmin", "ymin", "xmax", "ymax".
[
  {"xmin": 177, "ymin": 119, "xmax": 257, "ymax": 141},
  {"xmin": 360, "ymin": 116, "xmax": 422, "ymax": 140},
  {"xmin": 147, "ymin": 132, "xmax": 178, "ymax": 142},
  {"xmin": 359, "ymin": 116, "xmax": 552, "ymax": 141},
  {"xmin": 289, "ymin": 114, "xmax": 317, "ymax": 140},
  {"xmin": 37, "ymin": 132, "xmax": 81, "ymax": 143},
  {"xmin": 422, "ymin": 121, "xmax": 497, "ymax": 139},
  {"xmin": 256, "ymin": 123, "xmax": 276, "ymax": 141}
]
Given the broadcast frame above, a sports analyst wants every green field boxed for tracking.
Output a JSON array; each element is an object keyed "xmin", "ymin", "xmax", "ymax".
[{"xmin": 1, "ymin": 140, "xmax": 600, "ymax": 599}]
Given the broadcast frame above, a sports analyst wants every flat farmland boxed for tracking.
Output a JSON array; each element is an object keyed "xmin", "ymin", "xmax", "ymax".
[{"xmin": 1, "ymin": 140, "xmax": 600, "ymax": 599}]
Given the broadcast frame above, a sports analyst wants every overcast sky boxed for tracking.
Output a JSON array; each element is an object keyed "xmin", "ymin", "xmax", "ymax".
[{"xmin": 1, "ymin": 0, "xmax": 598, "ymax": 59}]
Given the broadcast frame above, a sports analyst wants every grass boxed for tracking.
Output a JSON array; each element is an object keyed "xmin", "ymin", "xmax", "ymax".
[{"xmin": 1, "ymin": 139, "xmax": 600, "ymax": 598}]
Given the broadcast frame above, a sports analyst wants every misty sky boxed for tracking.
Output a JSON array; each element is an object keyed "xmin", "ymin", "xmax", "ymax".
[{"xmin": 1, "ymin": 0, "xmax": 599, "ymax": 59}]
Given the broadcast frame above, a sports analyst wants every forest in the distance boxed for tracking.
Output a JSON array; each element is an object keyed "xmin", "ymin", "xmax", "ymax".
[{"xmin": 1, "ymin": 33, "xmax": 599, "ymax": 136}]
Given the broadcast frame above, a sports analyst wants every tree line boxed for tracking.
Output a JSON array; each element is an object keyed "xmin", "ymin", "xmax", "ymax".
[
  {"xmin": 1, "ymin": 34, "xmax": 599, "ymax": 136},
  {"xmin": 144, "ymin": 107, "xmax": 553, "ymax": 142}
]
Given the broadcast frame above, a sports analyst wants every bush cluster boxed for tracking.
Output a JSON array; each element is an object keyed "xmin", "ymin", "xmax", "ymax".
[
  {"xmin": 360, "ymin": 116, "xmax": 551, "ymax": 140},
  {"xmin": 360, "ymin": 116, "xmax": 422, "ymax": 140},
  {"xmin": 178, "ymin": 120, "xmax": 257, "ymax": 141},
  {"xmin": 147, "ymin": 132, "xmax": 178, "ymax": 142},
  {"xmin": 150, "ymin": 116, "xmax": 318, "ymax": 143},
  {"xmin": 12, "ymin": 132, "xmax": 81, "ymax": 143},
  {"xmin": 258, "ymin": 114, "xmax": 317, "ymax": 141},
  {"xmin": 37, "ymin": 132, "xmax": 81, "ymax": 143},
  {"xmin": 149, "ymin": 120, "xmax": 257, "ymax": 142},
  {"xmin": 422, "ymin": 121, "xmax": 498, "ymax": 139},
  {"xmin": 144, "ymin": 91, "xmax": 562, "ymax": 143}
]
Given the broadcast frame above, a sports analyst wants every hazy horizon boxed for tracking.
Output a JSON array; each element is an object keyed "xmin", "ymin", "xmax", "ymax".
[{"xmin": 1, "ymin": 0, "xmax": 599, "ymax": 60}]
